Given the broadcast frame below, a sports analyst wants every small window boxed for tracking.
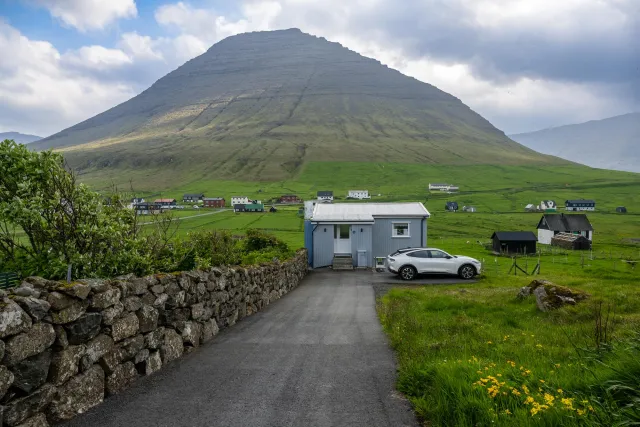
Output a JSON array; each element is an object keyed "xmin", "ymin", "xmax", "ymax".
[
  {"xmin": 407, "ymin": 250, "xmax": 429, "ymax": 258},
  {"xmin": 429, "ymin": 250, "xmax": 449, "ymax": 259},
  {"xmin": 392, "ymin": 222, "xmax": 410, "ymax": 237}
]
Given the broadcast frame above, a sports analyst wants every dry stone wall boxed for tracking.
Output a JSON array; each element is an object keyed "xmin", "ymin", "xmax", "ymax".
[{"xmin": 0, "ymin": 250, "xmax": 308, "ymax": 426}]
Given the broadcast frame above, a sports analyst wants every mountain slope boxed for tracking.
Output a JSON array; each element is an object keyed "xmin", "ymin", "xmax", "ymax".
[
  {"xmin": 34, "ymin": 29, "xmax": 561, "ymax": 183},
  {"xmin": 1, "ymin": 132, "xmax": 42, "ymax": 144},
  {"xmin": 510, "ymin": 113, "xmax": 640, "ymax": 173}
]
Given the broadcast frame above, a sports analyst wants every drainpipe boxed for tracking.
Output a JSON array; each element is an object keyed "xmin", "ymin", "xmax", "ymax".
[{"xmin": 421, "ymin": 217, "xmax": 426, "ymax": 247}]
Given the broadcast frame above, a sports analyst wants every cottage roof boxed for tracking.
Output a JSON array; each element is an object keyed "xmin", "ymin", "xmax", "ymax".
[
  {"xmin": 183, "ymin": 193, "xmax": 203, "ymax": 197},
  {"xmin": 203, "ymin": 197, "xmax": 224, "ymax": 201},
  {"xmin": 537, "ymin": 214, "xmax": 593, "ymax": 231},
  {"xmin": 430, "ymin": 183, "xmax": 449, "ymax": 186},
  {"xmin": 154, "ymin": 199, "xmax": 175, "ymax": 203},
  {"xmin": 317, "ymin": 191, "xmax": 333, "ymax": 197},
  {"xmin": 491, "ymin": 231, "xmax": 537, "ymax": 241},
  {"xmin": 566, "ymin": 199, "xmax": 595, "ymax": 205},
  {"xmin": 312, "ymin": 203, "xmax": 430, "ymax": 222}
]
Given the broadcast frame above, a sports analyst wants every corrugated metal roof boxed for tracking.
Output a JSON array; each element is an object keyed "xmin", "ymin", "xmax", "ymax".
[{"xmin": 312, "ymin": 203, "xmax": 430, "ymax": 222}]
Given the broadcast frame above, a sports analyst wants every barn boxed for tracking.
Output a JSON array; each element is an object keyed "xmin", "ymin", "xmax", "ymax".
[
  {"xmin": 616, "ymin": 206, "xmax": 627, "ymax": 214},
  {"xmin": 491, "ymin": 231, "xmax": 537, "ymax": 255}
]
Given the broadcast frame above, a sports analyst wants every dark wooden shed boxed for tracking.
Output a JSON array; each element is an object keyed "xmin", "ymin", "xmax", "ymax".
[
  {"xmin": 616, "ymin": 206, "xmax": 627, "ymax": 213},
  {"xmin": 551, "ymin": 233, "xmax": 592, "ymax": 250},
  {"xmin": 491, "ymin": 231, "xmax": 537, "ymax": 255}
]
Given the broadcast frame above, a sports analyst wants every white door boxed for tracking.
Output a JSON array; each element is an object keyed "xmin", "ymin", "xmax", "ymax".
[{"xmin": 334, "ymin": 224, "xmax": 352, "ymax": 254}]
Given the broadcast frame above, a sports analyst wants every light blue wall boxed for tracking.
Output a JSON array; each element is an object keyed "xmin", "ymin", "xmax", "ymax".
[
  {"xmin": 350, "ymin": 224, "xmax": 373, "ymax": 267},
  {"xmin": 372, "ymin": 218, "xmax": 426, "ymax": 258},
  {"xmin": 313, "ymin": 224, "xmax": 334, "ymax": 268}
]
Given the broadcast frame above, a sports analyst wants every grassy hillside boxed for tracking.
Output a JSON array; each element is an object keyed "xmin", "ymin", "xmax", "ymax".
[{"xmin": 33, "ymin": 29, "xmax": 560, "ymax": 183}]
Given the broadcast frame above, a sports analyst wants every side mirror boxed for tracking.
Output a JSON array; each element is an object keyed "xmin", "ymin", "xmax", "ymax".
[{"xmin": 446, "ymin": 255, "xmax": 453, "ymax": 259}]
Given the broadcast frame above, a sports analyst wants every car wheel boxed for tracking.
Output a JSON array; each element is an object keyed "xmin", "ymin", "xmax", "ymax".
[
  {"xmin": 458, "ymin": 264, "xmax": 476, "ymax": 280},
  {"xmin": 399, "ymin": 265, "xmax": 417, "ymax": 281}
]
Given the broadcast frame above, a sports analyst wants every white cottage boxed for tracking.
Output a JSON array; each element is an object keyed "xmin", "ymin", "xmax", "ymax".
[
  {"xmin": 305, "ymin": 203, "xmax": 430, "ymax": 268},
  {"xmin": 537, "ymin": 213, "xmax": 594, "ymax": 244},
  {"xmin": 231, "ymin": 196, "xmax": 249, "ymax": 205},
  {"xmin": 347, "ymin": 190, "xmax": 370, "ymax": 200}
]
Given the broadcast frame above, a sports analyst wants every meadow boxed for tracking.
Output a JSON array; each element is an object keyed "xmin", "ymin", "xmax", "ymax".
[{"xmin": 113, "ymin": 161, "xmax": 640, "ymax": 426}]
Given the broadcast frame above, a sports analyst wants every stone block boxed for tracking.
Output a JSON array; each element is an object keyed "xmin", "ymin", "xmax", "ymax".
[
  {"xmin": 10, "ymin": 349, "xmax": 52, "ymax": 393},
  {"xmin": 160, "ymin": 329, "xmax": 183, "ymax": 364},
  {"xmin": 201, "ymin": 319, "xmax": 219, "ymax": 344},
  {"xmin": 45, "ymin": 293, "xmax": 75, "ymax": 311},
  {"xmin": 52, "ymin": 326, "xmax": 68, "ymax": 350},
  {"xmin": 49, "ymin": 345, "xmax": 85, "ymax": 386},
  {"xmin": 180, "ymin": 322, "xmax": 201, "ymax": 347},
  {"xmin": 57, "ymin": 283, "xmax": 91, "ymax": 300},
  {"xmin": 47, "ymin": 365, "xmax": 104, "ymax": 423},
  {"xmin": 101, "ymin": 302, "xmax": 124, "ymax": 326},
  {"xmin": 123, "ymin": 296, "xmax": 142, "ymax": 312},
  {"xmin": 0, "ymin": 365, "xmax": 15, "ymax": 399},
  {"xmin": 4, "ymin": 384, "xmax": 56, "ymax": 427},
  {"xmin": 111, "ymin": 313, "xmax": 139, "ymax": 342},
  {"xmin": 137, "ymin": 351, "xmax": 161, "ymax": 376},
  {"xmin": 90, "ymin": 288, "xmax": 121, "ymax": 309},
  {"xmin": 12, "ymin": 297, "xmax": 50, "ymax": 322},
  {"xmin": 105, "ymin": 362, "xmax": 137, "ymax": 396},
  {"xmin": 144, "ymin": 328, "xmax": 165, "ymax": 350},
  {"xmin": 0, "ymin": 301, "xmax": 32, "ymax": 339},
  {"xmin": 79, "ymin": 334, "xmax": 113, "ymax": 371},
  {"xmin": 120, "ymin": 335, "xmax": 144, "ymax": 361},
  {"xmin": 50, "ymin": 300, "xmax": 88, "ymax": 325},
  {"xmin": 133, "ymin": 349, "xmax": 149, "ymax": 364},
  {"xmin": 136, "ymin": 305, "xmax": 158, "ymax": 333},
  {"xmin": 15, "ymin": 412, "xmax": 49, "ymax": 427},
  {"xmin": 64, "ymin": 313, "xmax": 102, "ymax": 345},
  {"xmin": 4, "ymin": 324, "xmax": 55, "ymax": 365}
]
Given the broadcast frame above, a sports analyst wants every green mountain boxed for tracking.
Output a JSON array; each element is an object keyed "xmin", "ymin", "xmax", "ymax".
[
  {"xmin": 1, "ymin": 132, "xmax": 42, "ymax": 144},
  {"xmin": 34, "ymin": 29, "xmax": 562, "ymax": 184},
  {"xmin": 510, "ymin": 113, "xmax": 640, "ymax": 173}
]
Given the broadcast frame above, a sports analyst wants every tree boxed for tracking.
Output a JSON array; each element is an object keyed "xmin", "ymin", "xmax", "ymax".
[{"xmin": 0, "ymin": 139, "xmax": 144, "ymax": 278}]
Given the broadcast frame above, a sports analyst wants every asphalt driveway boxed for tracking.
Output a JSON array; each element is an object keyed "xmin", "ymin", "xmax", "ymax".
[{"xmin": 64, "ymin": 270, "xmax": 419, "ymax": 427}]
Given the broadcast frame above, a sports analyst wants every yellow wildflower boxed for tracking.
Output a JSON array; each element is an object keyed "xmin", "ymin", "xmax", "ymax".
[
  {"xmin": 511, "ymin": 388, "xmax": 521, "ymax": 396},
  {"xmin": 480, "ymin": 378, "xmax": 489, "ymax": 383},
  {"xmin": 561, "ymin": 398, "xmax": 575, "ymax": 410},
  {"xmin": 477, "ymin": 370, "xmax": 483, "ymax": 374},
  {"xmin": 577, "ymin": 409, "xmax": 586, "ymax": 416},
  {"xmin": 497, "ymin": 374, "xmax": 502, "ymax": 377},
  {"xmin": 539, "ymin": 379, "xmax": 545, "ymax": 383},
  {"xmin": 487, "ymin": 341, "xmax": 493, "ymax": 344},
  {"xmin": 525, "ymin": 396, "xmax": 535, "ymax": 405},
  {"xmin": 503, "ymin": 409, "xmax": 512, "ymax": 415},
  {"xmin": 557, "ymin": 389, "xmax": 563, "ymax": 394},
  {"xmin": 555, "ymin": 363, "xmax": 561, "ymax": 368},
  {"xmin": 536, "ymin": 344, "xmax": 543, "ymax": 348},
  {"xmin": 544, "ymin": 393, "xmax": 555, "ymax": 406},
  {"xmin": 522, "ymin": 385, "xmax": 530, "ymax": 395}
]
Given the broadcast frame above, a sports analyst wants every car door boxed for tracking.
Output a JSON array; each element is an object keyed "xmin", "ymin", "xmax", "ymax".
[
  {"xmin": 427, "ymin": 250, "xmax": 454, "ymax": 273},
  {"xmin": 406, "ymin": 250, "xmax": 431, "ymax": 273}
]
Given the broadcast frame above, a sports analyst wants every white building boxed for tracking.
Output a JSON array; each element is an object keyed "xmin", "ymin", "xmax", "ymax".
[
  {"xmin": 304, "ymin": 200, "xmax": 318, "ymax": 219},
  {"xmin": 565, "ymin": 199, "xmax": 596, "ymax": 212},
  {"xmin": 538, "ymin": 200, "xmax": 557, "ymax": 211},
  {"xmin": 317, "ymin": 191, "xmax": 334, "ymax": 203},
  {"xmin": 347, "ymin": 190, "xmax": 370, "ymax": 200},
  {"xmin": 231, "ymin": 196, "xmax": 249, "ymax": 205},
  {"xmin": 447, "ymin": 186, "xmax": 459, "ymax": 193},
  {"xmin": 537, "ymin": 213, "xmax": 594, "ymax": 244},
  {"xmin": 429, "ymin": 183, "xmax": 449, "ymax": 191}
]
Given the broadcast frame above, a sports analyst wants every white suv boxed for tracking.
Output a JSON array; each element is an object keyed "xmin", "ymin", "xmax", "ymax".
[{"xmin": 386, "ymin": 248, "xmax": 481, "ymax": 280}]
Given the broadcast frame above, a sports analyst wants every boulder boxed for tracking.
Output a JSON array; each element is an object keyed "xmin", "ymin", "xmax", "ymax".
[
  {"xmin": 123, "ymin": 296, "xmax": 142, "ymax": 312},
  {"xmin": 136, "ymin": 305, "xmax": 158, "ymax": 333},
  {"xmin": 45, "ymin": 292, "xmax": 76, "ymax": 311},
  {"xmin": 53, "ymin": 326, "xmax": 69, "ymax": 350},
  {"xmin": 119, "ymin": 335, "xmax": 144, "ymax": 361},
  {"xmin": 180, "ymin": 322, "xmax": 201, "ymax": 347},
  {"xmin": 144, "ymin": 328, "xmax": 165, "ymax": 350},
  {"xmin": 0, "ymin": 301, "xmax": 32, "ymax": 339},
  {"xmin": 159, "ymin": 308, "xmax": 190, "ymax": 327},
  {"xmin": 519, "ymin": 280, "xmax": 589, "ymax": 312},
  {"xmin": 111, "ymin": 313, "xmax": 139, "ymax": 342},
  {"xmin": 10, "ymin": 349, "xmax": 53, "ymax": 393},
  {"xmin": 98, "ymin": 348, "xmax": 125, "ymax": 375},
  {"xmin": 191, "ymin": 303, "xmax": 206, "ymax": 321},
  {"xmin": 64, "ymin": 313, "xmax": 102, "ymax": 345},
  {"xmin": 15, "ymin": 413, "xmax": 49, "ymax": 427},
  {"xmin": 85, "ymin": 279, "xmax": 109, "ymax": 294},
  {"xmin": 201, "ymin": 319, "xmax": 219, "ymax": 344},
  {"xmin": 160, "ymin": 329, "xmax": 183, "ymax": 363},
  {"xmin": 166, "ymin": 291, "xmax": 186, "ymax": 309},
  {"xmin": 4, "ymin": 324, "xmax": 56, "ymax": 365},
  {"xmin": 4, "ymin": 384, "xmax": 56, "ymax": 427},
  {"xmin": 50, "ymin": 300, "xmax": 88, "ymax": 325},
  {"xmin": 49, "ymin": 345, "xmax": 85, "ymax": 386},
  {"xmin": 105, "ymin": 362, "xmax": 137, "ymax": 396},
  {"xmin": 0, "ymin": 364, "xmax": 15, "ymax": 399},
  {"xmin": 150, "ymin": 285, "xmax": 165, "ymax": 295},
  {"xmin": 47, "ymin": 365, "xmax": 104, "ymax": 423},
  {"xmin": 57, "ymin": 283, "xmax": 91, "ymax": 300},
  {"xmin": 153, "ymin": 294, "xmax": 168, "ymax": 309},
  {"xmin": 13, "ymin": 284, "xmax": 39, "ymax": 298},
  {"xmin": 90, "ymin": 288, "xmax": 121, "ymax": 309},
  {"xmin": 12, "ymin": 297, "xmax": 50, "ymax": 321},
  {"xmin": 101, "ymin": 302, "xmax": 124, "ymax": 326},
  {"xmin": 137, "ymin": 350, "xmax": 161, "ymax": 376},
  {"xmin": 140, "ymin": 293, "xmax": 156, "ymax": 306},
  {"xmin": 127, "ymin": 279, "xmax": 149, "ymax": 296},
  {"xmin": 79, "ymin": 334, "xmax": 113, "ymax": 372}
]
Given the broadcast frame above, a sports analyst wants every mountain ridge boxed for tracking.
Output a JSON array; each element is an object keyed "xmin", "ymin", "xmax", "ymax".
[
  {"xmin": 1, "ymin": 132, "xmax": 42, "ymax": 144},
  {"xmin": 510, "ymin": 112, "xmax": 640, "ymax": 173},
  {"xmin": 34, "ymin": 28, "xmax": 564, "ymax": 183}
]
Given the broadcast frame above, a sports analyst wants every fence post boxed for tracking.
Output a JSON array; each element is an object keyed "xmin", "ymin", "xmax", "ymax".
[{"xmin": 66, "ymin": 264, "xmax": 72, "ymax": 283}]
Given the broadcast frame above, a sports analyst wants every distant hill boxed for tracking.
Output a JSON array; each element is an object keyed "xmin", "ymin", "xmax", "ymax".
[
  {"xmin": 510, "ymin": 113, "xmax": 640, "ymax": 173},
  {"xmin": 1, "ymin": 132, "xmax": 42, "ymax": 144},
  {"xmin": 34, "ymin": 28, "xmax": 562, "ymax": 184}
]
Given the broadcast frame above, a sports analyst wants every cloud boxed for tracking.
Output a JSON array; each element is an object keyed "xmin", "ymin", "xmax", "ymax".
[
  {"xmin": 32, "ymin": 0, "xmax": 137, "ymax": 31},
  {"xmin": 0, "ymin": 22, "xmax": 136, "ymax": 136}
]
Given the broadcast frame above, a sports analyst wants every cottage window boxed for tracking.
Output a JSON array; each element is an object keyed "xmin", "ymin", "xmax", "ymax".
[{"xmin": 392, "ymin": 222, "xmax": 410, "ymax": 238}]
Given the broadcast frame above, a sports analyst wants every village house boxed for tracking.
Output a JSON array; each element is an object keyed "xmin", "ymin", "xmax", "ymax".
[
  {"xmin": 305, "ymin": 202, "xmax": 430, "ymax": 269},
  {"xmin": 565, "ymin": 199, "xmax": 596, "ymax": 211},
  {"xmin": 429, "ymin": 183, "xmax": 449, "ymax": 191},
  {"xmin": 134, "ymin": 203, "xmax": 163, "ymax": 215},
  {"xmin": 304, "ymin": 200, "xmax": 318, "ymax": 219},
  {"xmin": 446, "ymin": 185, "xmax": 459, "ymax": 193},
  {"xmin": 525, "ymin": 204, "xmax": 537, "ymax": 212},
  {"xmin": 231, "ymin": 196, "xmax": 250, "ymax": 205},
  {"xmin": 347, "ymin": 190, "xmax": 370, "ymax": 200},
  {"xmin": 154, "ymin": 198, "xmax": 177, "ymax": 207},
  {"xmin": 491, "ymin": 231, "xmax": 537, "ymax": 254},
  {"xmin": 537, "ymin": 213, "xmax": 594, "ymax": 244},
  {"xmin": 616, "ymin": 206, "xmax": 627, "ymax": 213},
  {"xmin": 538, "ymin": 200, "xmax": 557, "ymax": 212},
  {"xmin": 234, "ymin": 202, "xmax": 264, "ymax": 212},
  {"xmin": 317, "ymin": 191, "xmax": 334, "ymax": 203},
  {"xmin": 202, "ymin": 197, "xmax": 225, "ymax": 208},
  {"xmin": 182, "ymin": 193, "xmax": 204, "ymax": 203},
  {"xmin": 463, "ymin": 206, "xmax": 477, "ymax": 213},
  {"xmin": 279, "ymin": 194, "xmax": 302, "ymax": 204},
  {"xmin": 128, "ymin": 197, "xmax": 145, "ymax": 209}
]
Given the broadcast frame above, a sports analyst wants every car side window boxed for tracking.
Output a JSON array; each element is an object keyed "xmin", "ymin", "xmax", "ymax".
[
  {"xmin": 429, "ymin": 250, "xmax": 448, "ymax": 259},
  {"xmin": 407, "ymin": 250, "xmax": 429, "ymax": 258}
]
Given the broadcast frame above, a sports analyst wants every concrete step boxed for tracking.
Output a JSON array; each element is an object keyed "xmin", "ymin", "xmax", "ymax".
[{"xmin": 332, "ymin": 256, "xmax": 354, "ymax": 270}]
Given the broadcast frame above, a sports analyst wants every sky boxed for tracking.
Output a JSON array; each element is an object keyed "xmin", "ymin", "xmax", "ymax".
[{"xmin": 0, "ymin": 0, "xmax": 638, "ymax": 137}]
